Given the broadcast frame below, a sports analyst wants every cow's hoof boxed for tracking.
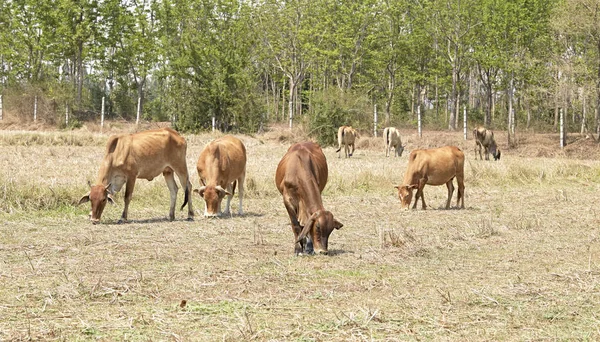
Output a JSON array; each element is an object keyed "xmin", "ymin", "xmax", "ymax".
[
  {"xmin": 186, "ymin": 217, "xmax": 194, "ymax": 221},
  {"xmin": 117, "ymin": 219, "xmax": 128, "ymax": 224}
]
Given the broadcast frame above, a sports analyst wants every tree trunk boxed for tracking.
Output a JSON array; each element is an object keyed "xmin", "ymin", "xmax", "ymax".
[
  {"xmin": 288, "ymin": 76, "xmax": 294, "ymax": 129},
  {"xmin": 449, "ymin": 63, "xmax": 458, "ymax": 130}
]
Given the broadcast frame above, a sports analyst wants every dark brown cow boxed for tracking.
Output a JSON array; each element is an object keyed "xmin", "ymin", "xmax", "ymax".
[
  {"xmin": 335, "ymin": 125, "xmax": 358, "ymax": 158},
  {"xmin": 194, "ymin": 135, "xmax": 246, "ymax": 217},
  {"xmin": 78, "ymin": 127, "xmax": 194, "ymax": 224},
  {"xmin": 275, "ymin": 142, "xmax": 343, "ymax": 255},
  {"xmin": 474, "ymin": 126, "xmax": 501, "ymax": 160},
  {"xmin": 394, "ymin": 146, "xmax": 465, "ymax": 210}
]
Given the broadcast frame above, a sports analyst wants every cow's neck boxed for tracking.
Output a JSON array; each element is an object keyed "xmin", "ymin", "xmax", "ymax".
[{"xmin": 95, "ymin": 158, "xmax": 126, "ymax": 193}]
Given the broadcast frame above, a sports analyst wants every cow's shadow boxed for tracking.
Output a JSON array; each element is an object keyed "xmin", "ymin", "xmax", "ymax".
[
  {"xmin": 198, "ymin": 211, "xmax": 264, "ymax": 220},
  {"xmin": 326, "ymin": 249, "xmax": 351, "ymax": 256},
  {"xmin": 104, "ymin": 217, "xmax": 195, "ymax": 225}
]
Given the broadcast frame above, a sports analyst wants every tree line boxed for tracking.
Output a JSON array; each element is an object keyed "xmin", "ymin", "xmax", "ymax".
[{"xmin": 0, "ymin": 0, "xmax": 598, "ymax": 145}]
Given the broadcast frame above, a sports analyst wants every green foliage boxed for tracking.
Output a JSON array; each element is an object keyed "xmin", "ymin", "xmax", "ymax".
[
  {"xmin": 308, "ymin": 89, "xmax": 370, "ymax": 146},
  {"xmin": 1, "ymin": 0, "xmax": 594, "ymax": 135}
]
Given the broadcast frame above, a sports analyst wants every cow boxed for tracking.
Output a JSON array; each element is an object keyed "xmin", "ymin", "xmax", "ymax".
[
  {"xmin": 394, "ymin": 146, "xmax": 465, "ymax": 210},
  {"xmin": 275, "ymin": 142, "xmax": 343, "ymax": 255},
  {"xmin": 78, "ymin": 127, "xmax": 194, "ymax": 224},
  {"xmin": 335, "ymin": 125, "xmax": 358, "ymax": 158},
  {"xmin": 194, "ymin": 135, "xmax": 246, "ymax": 217},
  {"xmin": 383, "ymin": 127, "xmax": 405, "ymax": 157},
  {"xmin": 473, "ymin": 126, "xmax": 501, "ymax": 161}
]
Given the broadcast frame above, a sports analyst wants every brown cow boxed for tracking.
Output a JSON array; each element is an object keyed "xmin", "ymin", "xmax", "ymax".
[
  {"xmin": 335, "ymin": 125, "xmax": 358, "ymax": 158},
  {"xmin": 394, "ymin": 146, "xmax": 465, "ymax": 210},
  {"xmin": 474, "ymin": 126, "xmax": 501, "ymax": 161},
  {"xmin": 78, "ymin": 127, "xmax": 194, "ymax": 224},
  {"xmin": 383, "ymin": 126, "xmax": 404, "ymax": 157},
  {"xmin": 275, "ymin": 142, "xmax": 343, "ymax": 255},
  {"xmin": 194, "ymin": 135, "xmax": 246, "ymax": 217}
]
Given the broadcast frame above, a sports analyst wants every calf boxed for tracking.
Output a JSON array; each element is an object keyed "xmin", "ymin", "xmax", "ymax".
[
  {"xmin": 195, "ymin": 135, "xmax": 246, "ymax": 217},
  {"xmin": 275, "ymin": 142, "xmax": 343, "ymax": 255},
  {"xmin": 474, "ymin": 126, "xmax": 501, "ymax": 160},
  {"xmin": 335, "ymin": 125, "xmax": 358, "ymax": 158},
  {"xmin": 383, "ymin": 127, "xmax": 404, "ymax": 157},
  {"xmin": 395, "ymin": 146, "xmax": 465, "ymax": 210}
]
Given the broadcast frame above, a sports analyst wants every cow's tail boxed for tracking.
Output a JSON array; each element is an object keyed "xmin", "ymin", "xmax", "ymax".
[
  {"xmin": 335, "ymin": 128, "xmax": 345, "ymax": 153},
  {"xmin": 385, "ymin": 128, "xmax": 391, "ymax": 146},
  {"xmin": 180, "ymin": 181, "xmax": 190, "ymax": 211}
]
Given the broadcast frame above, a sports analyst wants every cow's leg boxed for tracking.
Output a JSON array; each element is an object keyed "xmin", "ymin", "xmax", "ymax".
[
  {"xmin": 415, "ymin": 178, "xmax": 428, "ymax": 210},
  {"xmin": 456, "ymin": 175, "xmax": 465, "ymax": 209},
  {"xmin": 223, "ymin": 182, "xmax": 234, "ymax": 215},
  {"xmin": 164, "ymin": 170, "xmax": 178, "ymax": 221},
  {"xmin": 283, "ymin": 200, "xmax": 304, "ymax": 255},
  {"xmin": 484, "ymin": 146, "xmax": 490, "ymax": 160},
  {"xmin": 236, "ymin": 173, "xmax": 245, "ymax": 216},
  {"xmin": 119, "ymin": 179, "xmax": 136, "ymax": 223},
  {"xmin": 445, "ymin": 179, "xmax": 455, "ymax": 209},
  {"xmin": 349, "ymin": 143, "xmax": 354, "ymax": 157}
]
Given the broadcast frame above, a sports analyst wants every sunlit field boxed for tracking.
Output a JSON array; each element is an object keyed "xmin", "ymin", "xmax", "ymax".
[{"xmin": 1, "ymin": 126, "xmax": 600, "ymax": 340}]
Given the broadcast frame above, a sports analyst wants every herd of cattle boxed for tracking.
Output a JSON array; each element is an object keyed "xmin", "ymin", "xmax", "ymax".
[{"xmin": 78, "ymin": 125, "xmax": 500, "ymax": 255}]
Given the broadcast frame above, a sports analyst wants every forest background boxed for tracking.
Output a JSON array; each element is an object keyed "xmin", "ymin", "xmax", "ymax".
[{"xmin": 0, "ymin": 0, "xmax": 598, "ymax": 146}]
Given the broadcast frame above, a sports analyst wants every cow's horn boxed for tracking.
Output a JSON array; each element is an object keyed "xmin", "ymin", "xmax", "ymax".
[
  {"xmin": 216, "ymin": 185, "xmax": 231, "ymax": 196},
  {"xmin": 297, "ymin": 211, "xmax": 321, "ymax": 243},
  {"xmin": 194, "ymin": 186, "xmax": 207, "ymax": 196},
  {"xmin": 87, "ymin": 180, "xmax": 92, "ymax": 188}
]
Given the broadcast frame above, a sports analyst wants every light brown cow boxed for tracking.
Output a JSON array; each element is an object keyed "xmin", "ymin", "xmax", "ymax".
[
  {"xmin": 394, "ymin": 146, "xmax": 465, "ymax": 210},
  {"xmin": 78, "ymin": 127, "xmax": 194, "ymax": 224},
  {"xmin": 194, "ymin": 135, "xmax": 246, "ymax": 217},
  {"xmin": 335, "ymin": 125, "xmax": 358, "ymax": 158},
  {"xmin": 275, "ymin": 142, "xmax": 343, "ymax": 255},
  {"xmin": 473, "ymin": 126, "xmax": 501, "ymax": 161},
  {"xmin": 383, "ymin": 126, "xmax": 404, "ymax": 157}
]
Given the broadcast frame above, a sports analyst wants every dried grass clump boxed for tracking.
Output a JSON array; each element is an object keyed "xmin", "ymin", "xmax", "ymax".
[
  {"xmin": 0, "ymin": 177, "xmax": 82, "ymax": 212},
  {"xmin": 356, "ymin": 136, "xmax": 384, "ymax": 151},
  {"xmin": 259, "ymin": 124, "xmax": 312, "ymax": 145},
  {"xmin": 0, "ymin": 131, "xmax": 107, "ymax": 147}
]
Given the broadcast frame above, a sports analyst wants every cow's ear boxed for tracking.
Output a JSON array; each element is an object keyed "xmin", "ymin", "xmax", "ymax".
[
  {"xmin": 107, "ymin": 193, "xmax": 115, "ymax": 205},
  {"xmin": 394, "ymin": 185, "xmax": 399, "ymax": 189},
  {"xmin": 78, "ymin": 193, "xmax": 90, "ymax": 205},
  {"xmin": 409, "ymin": 184, "xmax": 419, "ymax": 189},
  {"xmin": 333, "ymin": 219, "xmax": 343, "ymax": 230}
]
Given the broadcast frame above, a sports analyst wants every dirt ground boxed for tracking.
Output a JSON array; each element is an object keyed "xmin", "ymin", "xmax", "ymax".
[{"xmin": 1, "ymin": 122, "xmax": 600, "ymax": 341}]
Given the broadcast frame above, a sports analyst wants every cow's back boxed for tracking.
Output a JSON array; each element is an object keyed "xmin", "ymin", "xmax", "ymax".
[
  {"xmin": 102, "ymin": 128, "xmax": 185, "ymax": 176},
  {"xmin": 197, "ymin": 135, "xmax": 246, "ymax": 185},
  {"xmin": 276, "ymin": 142, "xmax": 328, "ymax": 194},
  {"xmin": 404, "ymin": 146, "xmax": 464, "ymax": 186}
]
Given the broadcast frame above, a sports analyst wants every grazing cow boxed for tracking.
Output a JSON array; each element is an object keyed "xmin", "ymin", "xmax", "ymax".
[
  {"xmin": 394, "ymin": 146, "xmax": 465, "ymax": 210},
  {"xmin": 78, "ymin": 127, "xmax": 194, "ymax": 224},
  {"xmin": 335, "ymin": 125, "xmax": 358, "ymax": 158},
  {"xmin": 383, "ymin": 127, "xmax": 405, "ymax": 157},
  {"xmin": 473, "ymin": 126, "xmax": 501, "ymax": 161},
  {"xmin": 275, "ymin": 142, "xmax": 343, "ymax": 255},
  {"xmin": 194, "ymin": 135, "xmax": 246, "ymax": 217}
]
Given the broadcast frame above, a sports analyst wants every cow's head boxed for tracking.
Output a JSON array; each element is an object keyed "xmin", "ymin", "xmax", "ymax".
[
  {"xmin": 489, "ymin": 142, "xmax": 500, "ymax": 161},
  {"xmin": 78, "ymin": 183, "xmax": 114, "ymax": 224},
  {"xmin": 297, "ymin": 210, "xmax": 343, "ymax": 255},
  {"xmin": 398, "ymin": 145, "xmax": 405, "ymax": 157},
  {"xmin": 194, "ymin": 185, "xmax": 231, "ymax": 217},
  {"xmin": 394, "ymin": 184, "xmax": 418, "ymax": 209}
]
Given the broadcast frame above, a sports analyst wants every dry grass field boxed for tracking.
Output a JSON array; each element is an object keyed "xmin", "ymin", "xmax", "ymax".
[{"xmin": 1, "ymin": 124, "xmax": 600, "ymax": 341}]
